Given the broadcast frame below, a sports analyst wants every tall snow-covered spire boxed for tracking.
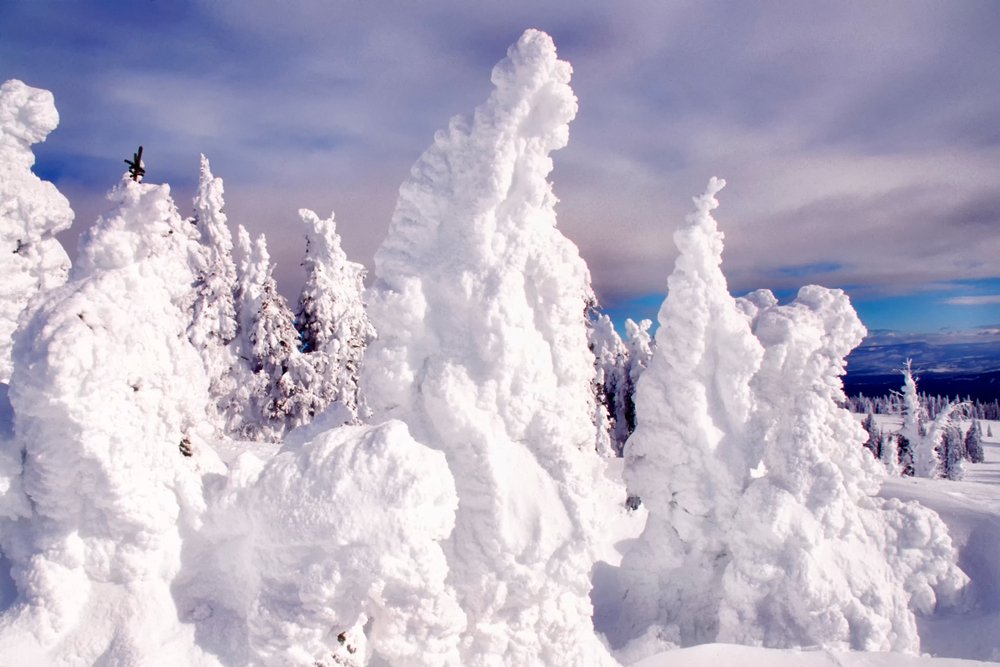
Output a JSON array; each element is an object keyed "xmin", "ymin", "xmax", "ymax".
[
  {"xmin": 613, "ymin": 178, "xmax": 764, "ymax": 649},
  {"xmin": 0, "ymin": 80, "xmax": 73, "ymax": 382},
  {"xmin": 188, "ymin": 155, "xmax": 242, "ymax": 432},
  {"xmin": 363, "ymin": 29, "xmax": 617, "ymax": 666}
]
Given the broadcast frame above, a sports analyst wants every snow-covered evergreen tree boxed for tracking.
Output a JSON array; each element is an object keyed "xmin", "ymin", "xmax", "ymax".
[
  {"xmin": 609, "ymin": 180, "xmax": 966, "ymax": 658},
  {"xmin": 965, "ymin": 420, "xmax": 985, "ymax": 463},
  {"xmin": 234, "ymin": 226, "xmax": 301, "ymax": 440},
  {"xmin": 187, "ymin": 155, "xmax": 243, "ymax": 432},
  {"xmin": 1, "ymin": 175, "xmax": 224, "ymax": 662},
  {"xmin": 720, "ymin": 285, "xmax": 965, "ymax": 652},
  {"xmin": 589, "ymin": 311, "xmax": 629, "ymax": 456},
  {"xmin": 882, "ymin": 430, "xmax": 902, "ymax": 476},
  {"xmin": 861, "ymin": 412, "xmax": 879, "ymax": 459},
  {"xmin": 0, "ymin": 79, "xmax": 73, "ymax": 382},
  {"xmin": 941, "ymin": 424, "xmax": 966, "ymax": 480},
  {"xmin": 362, "ymin": 29, "xmax": 618, "ymax": 666},
  {"xmin": 294, "ymin": 208, "xmax": 374, "ymax": 423},
  {"xmin": 900, "ymin": 361, "xmax": 940, "ymax": 478},
  {"xmin": 622, "ymin": 317, "xmax": 654, "ymax": 436},
  {"xmin": 613, "ymin": 178, "xmax": 765, "ymax": 650}
]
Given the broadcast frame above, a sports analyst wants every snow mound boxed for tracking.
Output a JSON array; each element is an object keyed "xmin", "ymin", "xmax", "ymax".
[
  {"xmin": 176, "ymin": 421, "xmax": 464, "ymax": 667},
  {"xmin": 363, "ymin": 28, "xmax": 619, "ymax": 666},
  {"xmin": 0, "ymin": 79, "xmax": 73, "ymax": 382}
]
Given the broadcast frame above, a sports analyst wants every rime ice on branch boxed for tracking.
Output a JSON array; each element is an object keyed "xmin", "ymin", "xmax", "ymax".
[
  {"xmin": 363, "ymin": 29, "xmax": 618, "ymax": 667},
  {"xmin": 0, "ymin": 80, "xmax": 73, "ymax": 383}
]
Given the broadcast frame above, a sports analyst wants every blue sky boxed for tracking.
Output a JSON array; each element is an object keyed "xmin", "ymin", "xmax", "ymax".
[{"xmin": 4, "ymin": 1, "xmax": 1000, "ymax": 335}]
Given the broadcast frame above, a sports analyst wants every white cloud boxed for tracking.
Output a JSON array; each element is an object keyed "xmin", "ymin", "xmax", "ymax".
[{"xmin": 945, "ymin": 295, "xmax": 1000, "ymax": 306}]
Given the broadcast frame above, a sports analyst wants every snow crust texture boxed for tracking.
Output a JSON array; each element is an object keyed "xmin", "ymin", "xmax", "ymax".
[
  {"xmin": 0, "ymin": 79, "xmax": 73, "ymax": 382},
  {"xmin": 610, "ymin": 180, "xmax": 968, "ymax": 659},
  {"xmin": 363, "ymin": 29, "xmax": 618, "ymax": 667}
]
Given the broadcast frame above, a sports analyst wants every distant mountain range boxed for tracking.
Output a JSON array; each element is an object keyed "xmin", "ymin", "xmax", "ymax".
[{"xmin": 844, "ymin": 326, "xmax": 1000, "ymax": 400}]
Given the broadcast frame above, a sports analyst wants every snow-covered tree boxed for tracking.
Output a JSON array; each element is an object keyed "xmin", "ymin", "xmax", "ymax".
[
  {"xmin": 720, "ymin": 285, "xmax": 965, "ymax": 652},
  {"xmin": 941, "ymin": 424, "xmax": 966, "ymax": 480},
  {"xmin": 0, "ymin": 79, "xmax": 73, "ymax": 382},
  {"xmin": 589, "ymin": 311, "xmax": 629, "ymax": 456},
  {"xmin": 882, "ymin": 429, "xmax": 901, "ymax": 476},
  {"xmin": 362, "ymin": 29, "xmax": 618, "ymax": 666},
  {"xmin": 861, "ymin": 412, "xmax": 880, "ymax": 459},
  {"xmin": 294, "ymin": 208, "xmax": 374, "ymax": 423},
  {"xmin": 234, "ymin": 226, "xmax": 301, "ymax": 440},
  {"xmin": 609, "ymin": 180, "xmax": 966, "ymax": 658},
  {"xmin": 187, "ymin": 155, "xmax": 243, "ymax": 432},
  {"xmin": 613, "ymin": 178, "xmax": 765, "ymax": 650},
  {"xmin": 965, "ymin": 420, "xmax": 985, "ymax": 463},
  {"xmin": 622, "ymin": 317, "xmax": 654, "ymax": 436},
  {"xmin": 899, "ymin": 361, "xmax": 940, "ymax": 478},
  {"xmin": 1, "ymin": 175, "xmax": 224, "ymax": 662}
]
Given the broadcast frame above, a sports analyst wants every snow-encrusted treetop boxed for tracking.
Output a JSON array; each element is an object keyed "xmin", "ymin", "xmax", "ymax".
[
  {"xmin": 364, "ymin": 29, "xmax": 617, "ymax": 666},
  {"xmin": 0, "ymin": 80, "xmax": 73, "ymax": 382}
]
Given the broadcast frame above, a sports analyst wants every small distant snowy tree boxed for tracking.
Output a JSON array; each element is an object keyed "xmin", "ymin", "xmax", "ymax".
[
  {"xmin": 881, "ymin": 430, "xmax": 901, "ymax": 476},
  {"xmin": 861, "ymin": 412, "xmax": 880, "ymax": 459},
  {"xmin": 0, "ymin": 79, "xmax": 73, "ymax": 382},
  {"xmin": 965, "ymin": 420, "xmax": 985, "ymax": 463},
  {"xmin": 899, "ymin": 361, "xmax": 941, "ymax": 478},
  {"xmin": 941, "ymin": 424, "xmax": 966, "ymax": 480},
  {"xmin": 588, "ymin": 310, "xmax": 629, "ymax": 456},
  {"xmin": 187, "ymin": 155, "xmax": 243, "ymax": 432},
  {"xmin": 294, "ymin": 208, "xmax": 374, "ymax": 423},
  {"xmin": 363, "ymin": 29, "xmax": 618, "ymax": 666},
  {"xmin": 622, "ymin": 317, "xmax": 654, "ymax": 436},
  {"xmin": 234, "ymin": 226, "xmax": 301, "ymax": 440}
]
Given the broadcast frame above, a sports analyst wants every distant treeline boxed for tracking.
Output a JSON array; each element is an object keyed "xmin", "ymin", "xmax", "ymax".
[
  {"xmin": 844, "ymin": 369, "xmax": 1000, "ymax": 404},
  {"xmin": 846, "ymin": 392, "xmax": 1000, "ymax": 421}
]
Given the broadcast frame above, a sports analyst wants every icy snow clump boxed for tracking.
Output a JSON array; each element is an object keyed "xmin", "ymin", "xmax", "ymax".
[
  {"xmin": 0, "ymin": 79, "xmax": 73, "ymax": 383},
  {"xmin": 363, "ymin": 28, "xmax": 619, "ymax": 666}
]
